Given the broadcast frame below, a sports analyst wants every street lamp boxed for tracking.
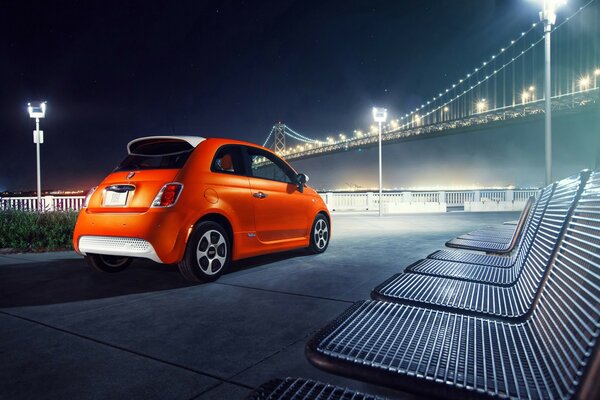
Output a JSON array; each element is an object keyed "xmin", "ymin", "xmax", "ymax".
[
  {"xmin": 372, "ymin": 107, "xmax": 387, "ymax": 217},
  {"xmin": 27, "ymin": 101, "xmax": 47, "ymax": 210},
  {"xmin": 476, "ymin": 99, "xmax": 487, "ymax": 113},
  {"xmin": 536, "ymin": 0, "xmax": 566, "ymax": 185},
  {"xmin": 579, "ymin": 76, "xmax": 590, "ymax": 90}
]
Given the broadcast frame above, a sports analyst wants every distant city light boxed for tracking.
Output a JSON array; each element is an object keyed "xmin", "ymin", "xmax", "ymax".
[
  {"xmin": 528, "ymin": 86, "xmax": 535, "ymax": 92},
  {"xmin": 595, "ymin": 68, "xmax": 600, "ymax": 76},
  {"xmin": 443, "ymin": 106, "xmax": 449, "ymax": 112},
  {"xmin": 522, "ymin": 90, "xmax": 531, "ymax": 103}
]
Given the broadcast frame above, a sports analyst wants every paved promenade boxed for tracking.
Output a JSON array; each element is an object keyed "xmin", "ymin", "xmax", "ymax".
[{"xmin": 0, "ymin": 212, "xmax": 517, "ymax": 399}]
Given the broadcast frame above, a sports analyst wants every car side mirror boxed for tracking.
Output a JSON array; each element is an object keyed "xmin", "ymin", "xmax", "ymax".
[{"xmin": 296, "ymin": 173, "xmax": 309, "ymax": 193}]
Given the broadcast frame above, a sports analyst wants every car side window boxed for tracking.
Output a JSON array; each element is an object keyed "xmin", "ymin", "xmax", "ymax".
[
  {"xmin": 247, "ymin": 149, "xmax": 294, "ymax": 184},
  {"xmin": 212, "ymin": 146, "xmax": 243, "ymax": 175}
]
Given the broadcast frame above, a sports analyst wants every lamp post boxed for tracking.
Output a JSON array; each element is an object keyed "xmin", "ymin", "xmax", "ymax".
[
  {"xmin": 538, "ymin": 0, "xmax": 565, "ymax": 185},
  {"xmin": 372, "ymin": 107, "xmax": 387, "ymax": 217},
  {"xmin": 27, "ymin": 101, "xmax": 46, "ymax": 210}
]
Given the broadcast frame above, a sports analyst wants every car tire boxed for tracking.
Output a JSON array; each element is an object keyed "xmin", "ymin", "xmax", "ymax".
[
  {"xmin": 85, "ymin": 254, "xmax": 133, "ymax": 273},
  {"xmin": 178, "ymin": 221, "xmax": 231, "ymax": 282},
  {"xmin": 307, "ymin": 214, "xmax": 330, "ymax": 254}
]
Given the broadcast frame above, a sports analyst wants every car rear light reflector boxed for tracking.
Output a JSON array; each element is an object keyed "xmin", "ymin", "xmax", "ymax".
[{"xmin": 152, "ymin": 183, "xmax": 183, "ymax": 207}]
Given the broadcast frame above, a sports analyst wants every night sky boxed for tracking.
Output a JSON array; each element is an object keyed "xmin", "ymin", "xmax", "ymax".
[{"xmin": 1, "ymin": 0, "xmax": 597, "ymax": 191}]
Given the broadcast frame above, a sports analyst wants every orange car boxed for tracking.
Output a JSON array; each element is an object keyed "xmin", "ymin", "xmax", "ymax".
[{"xmin": 73, "ymin": 136, "xmax": 330, "ymax": 282}]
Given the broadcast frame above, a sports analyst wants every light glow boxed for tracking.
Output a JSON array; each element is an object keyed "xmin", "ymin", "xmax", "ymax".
[
  {"xmin": 476, "ymin": 99, "xmax": 487, "ymax": 113},
  {"xmin": 372, "ymin": 107, "xmax": 388, "ymax": 123},
  {"xmin": 579, "ymin": 76, "xmax": 590, "ymax": 89}
]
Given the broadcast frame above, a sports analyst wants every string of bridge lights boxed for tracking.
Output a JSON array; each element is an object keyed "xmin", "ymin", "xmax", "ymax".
[
  {"xmin": 395, "ymin": 0, "xmax": 596, "ymax": 130},
  {"xmin": 285, "ymin": 125, "xmax": 319, "ymax": 143},
  {"xmin": 263, "ymin": 124, "xmax": 319, "ymax": 148},
  {"xmin": 266, "ymin": 0, "xmax": 596, "ymax": 153},
  {"xmin": 262, "ymin": 126, "xmax": 275, "ymax": 147}
]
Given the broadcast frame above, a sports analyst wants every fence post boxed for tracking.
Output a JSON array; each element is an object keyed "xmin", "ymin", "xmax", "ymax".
[
  {"xmin": 438, "ymin": 191, "xmax": 446, "ymax": 204},
  {"xmin": 402, "ymin": 192, "xmax": 412, "ymax": 203},
  {"xmin": 506, "ymin": 189, "xmax": 514, "ymax": 202},
  {"xmin": 44, "ymin": 196, "xmax": 55, "ymax": 212},
  {"xmin": 474, "ymin": 190, "xmax": 481, "ymax": 203},
  {"xmin": 325, "ymin": 192, "xmax": 333, "ymax": 210},
  {"xmin": 367, "ymin": 192, "xmax": 373, "ymax": 210}
]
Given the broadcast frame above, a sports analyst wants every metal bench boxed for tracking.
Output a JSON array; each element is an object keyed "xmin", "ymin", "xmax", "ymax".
[
  {"xmin": 404, "ymin": 187, "xmax": 554, "ymax": 283},
  {"xmin": 445, "ymin": 196, "xmax": 536, "ymax": 253},
  {"xmin": 456, "ymin": 223, "xmax": 521, "ymax": 240},
  {"xmin": 246, "ymin": 378, "xmax": 386, "ymax": 400},
  {"xmin": 371, "ymin": 172, "xmax": 585, "ymax": 318},
  {"xmin": 305, "ymin": 171, "xmax": 600, "ymax": 399},
  {"xmin": 426, "ymin": 185, "xmax": 553, "ymax": 268}
]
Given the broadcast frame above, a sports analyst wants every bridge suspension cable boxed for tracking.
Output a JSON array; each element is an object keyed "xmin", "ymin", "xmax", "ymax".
[
  {"xmin": 262, "ymin": 0, "xmax": 599, "ymax": 160},
  {"xmin": 396, "ymin": 0, "xmax": 597, "ymax": 130},
  {"xmin": 262, "ymin": 123, "xmax": 318, "ymax": 152}
]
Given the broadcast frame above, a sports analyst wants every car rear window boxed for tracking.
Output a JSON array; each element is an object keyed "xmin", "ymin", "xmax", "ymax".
[{"xmin": 114, "ymin": 140, "xmax": 194, "ymax": 172}]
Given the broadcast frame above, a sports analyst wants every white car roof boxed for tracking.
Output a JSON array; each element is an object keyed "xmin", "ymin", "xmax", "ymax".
[{"xmin": 127, "ymin": 136, "xmax": 206, "ymax": 154}]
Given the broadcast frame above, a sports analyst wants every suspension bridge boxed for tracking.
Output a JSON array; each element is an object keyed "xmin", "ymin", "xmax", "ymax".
[{"xmin": 262, "ymin": 1, "xmax": 600, "ymax": 161}]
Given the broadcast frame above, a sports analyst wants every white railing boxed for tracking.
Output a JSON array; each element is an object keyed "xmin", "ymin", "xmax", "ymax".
[
  {"xmin": 319, "ymin": 189, "xmax": 539, "ymax": 212},
  {"xmin": 0, "ymin": 196, "xmax": 85, "ymax": 212},
  {"xmin": 1, "ymin": 189, "xmax": 540, "ymax": 213}
]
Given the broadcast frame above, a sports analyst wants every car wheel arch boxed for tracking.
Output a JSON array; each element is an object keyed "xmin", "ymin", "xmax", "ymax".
[
  {"xmin": 316, "ymin": 210, "xmax": 331, "ymax": 229},
  {"xmin": 192, "ymin": 212, "xmax": 234, "ymax": 245}
]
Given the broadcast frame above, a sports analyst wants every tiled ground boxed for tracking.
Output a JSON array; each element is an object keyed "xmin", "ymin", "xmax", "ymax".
[{"xmin": 0, "ymin": 211, "xmax": 517, "ymax": 399}]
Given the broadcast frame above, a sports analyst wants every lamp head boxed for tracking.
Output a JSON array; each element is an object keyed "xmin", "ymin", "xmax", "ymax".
[
  {"xmin": 372, "ymin": 107, "xmax": 388, "ymax": 123},
  {"xmin": 28, "ymin": 101, "xmax": 47, "ymax": 119}
]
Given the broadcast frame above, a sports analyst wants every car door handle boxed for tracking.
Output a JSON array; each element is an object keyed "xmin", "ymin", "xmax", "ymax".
[{"xmin": 253, "ymin": 192, "xmax": 268, "ymax": 199}]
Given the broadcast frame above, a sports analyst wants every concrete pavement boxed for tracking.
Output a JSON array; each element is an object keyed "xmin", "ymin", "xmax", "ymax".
[{"xmin": 0, "ymin": 212, "xmax": 517, "ymax": 399}]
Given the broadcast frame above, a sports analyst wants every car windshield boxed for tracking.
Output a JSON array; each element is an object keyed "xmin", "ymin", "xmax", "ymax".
[{"xmin": 113, "ymin": 139, "xmax": 194, "ymax": 172}]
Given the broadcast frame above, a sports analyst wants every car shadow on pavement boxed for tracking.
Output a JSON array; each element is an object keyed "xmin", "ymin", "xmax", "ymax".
[{"xmin": 0, "ymin": 249, "xmax": 310, "ymax": 308}]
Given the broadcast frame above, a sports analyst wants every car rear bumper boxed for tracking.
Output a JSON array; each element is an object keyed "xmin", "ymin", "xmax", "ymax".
[
  {"xmin": 73, "ymin": 208, "xmax": 193, "ymax": 264},
  {"xmin": 77, "ymin": 235, "xmax": 163, "ymax": 263}
]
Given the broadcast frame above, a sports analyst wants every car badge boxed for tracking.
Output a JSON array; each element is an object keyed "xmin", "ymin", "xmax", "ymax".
[{"xmin": 126, "ymin": 172, "xmax": 135, "ymax": 180}]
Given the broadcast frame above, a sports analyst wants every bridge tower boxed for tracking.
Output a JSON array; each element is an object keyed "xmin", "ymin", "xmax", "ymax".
[{"xmin": 274, "ymin": 123, "xmax": 286, "ymax": 154}]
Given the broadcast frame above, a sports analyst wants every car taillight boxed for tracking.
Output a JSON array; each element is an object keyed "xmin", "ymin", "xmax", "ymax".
[
  {"xmin": 82, "ymin": 186, "xmax": 97, "ymax": 208},
  {"xmin": 152, "ymin": 183, "xmax": 183, "ymax": 208}
]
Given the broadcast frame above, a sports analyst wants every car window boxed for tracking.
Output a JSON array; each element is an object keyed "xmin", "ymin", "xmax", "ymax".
[
  {"xmin": 247, "ymin": 149, "xmax": 295, "ymax": 184},
  {"xmin": 114, "ymin": 140, "xmax": 193, "ymax": 172},
  {"xmin": 212, "ymin": 146, "xmax": 244, "ymax": 175}
]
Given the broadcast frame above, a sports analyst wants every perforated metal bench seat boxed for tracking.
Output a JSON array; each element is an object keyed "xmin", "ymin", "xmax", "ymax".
[
  {"xmin": 422, "ymin": 185, "xmax": 555, "ymax": 274},
  {"xmin": 457, "ymin": 225, "xmax": 517, "ymax": 240},
  {"xmin": 372, "ymin": 173, "xmax": 584, "ymax": 318},
  {"xmin": 445, "ymin": 196, "xmax": 536, "ymax": 253},
  {"xmin": 404, "ymin": 258, "xmax": 521, "ymax": 285},
  {"xmin": 246, "ymin": 378, "xmax": 386, "ymax": 400},
  {"xmin": 405, "ymin": 188, "xmax": 553, "ymax": 283},
  {"xmin": 454, "ymin": 233, "xmax": 516, "ymax": 243},
  {"xmin": 306, "ymin": 170, "xmax": 600, "ymax": 399},
  {"xmin": 428, "ymin": 249, "xmax": 515, "ymax": 267}
]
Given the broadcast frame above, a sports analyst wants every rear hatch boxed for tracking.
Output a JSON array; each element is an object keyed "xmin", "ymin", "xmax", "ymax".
[{"xmin": 86, "ymin": 137, "xmax": 199, "ymax": 213}]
